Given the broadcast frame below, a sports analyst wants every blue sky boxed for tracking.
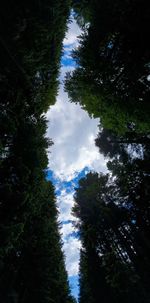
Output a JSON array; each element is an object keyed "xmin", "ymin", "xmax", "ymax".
[{"xmin": 46, "ymin": 14, "xmax": 107, "ymax": 300}]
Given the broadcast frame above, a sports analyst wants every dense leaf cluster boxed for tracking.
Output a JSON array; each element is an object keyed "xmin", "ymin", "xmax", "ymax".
[
  {"xmin": 66, "ymin": 0, "xmax": 150, "ymax": 134},
  {"xmin": 0, "ymin": 1, "xmax": 75, "ymax": 302},
  {"xmin": 67, "ymin": 1, "xmax": 150, "ymax": 302},
  {"xmin": 73, "ymin": 144, "xmax": 150, "ymax": 302}
]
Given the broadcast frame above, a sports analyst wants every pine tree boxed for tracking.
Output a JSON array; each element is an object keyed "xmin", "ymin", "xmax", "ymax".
[{"xmin": 0, "ymin": 0, "xmax": 74, "ymax": 302}]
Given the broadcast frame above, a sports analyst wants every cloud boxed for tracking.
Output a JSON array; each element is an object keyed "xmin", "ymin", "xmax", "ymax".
[
  {"xmin": 63, "ymin": 18, "xmax": 82, "ymax": 46},
  {"xmin": 59, "ymin": 65, "xmax": 75, "ymax": 83},
  {"xmin": 61, "ymin": 222, "xmax": 75, "ymax": 238},
  {"xmin": 63, "ymin": 237, "xmax": 81, "ymax": 276},
  {"xmin": 51, "ymin": 174, "xmax": 82, "ymax": 278},
  {"xmin": 46, "ymin": 13, "xmax": 107, "ymax": 182},
  {"xmin": 46, "ymin": 12, "xmax": 107, "ymax": 293},
  {"xmin": 54, "ymin": 178, "xmax": 81, "ymax": 278},
  {"xmin": 57, "ymin": 188, "xmax": 75, "ymax": 221},
  {"xmin": 46, "ymin": 86, "xmax": 107, "ymax": 181}
]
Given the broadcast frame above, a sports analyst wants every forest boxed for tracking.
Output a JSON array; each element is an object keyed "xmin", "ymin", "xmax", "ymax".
[
  {"xmin": 0, "ymin": 1, "xmax": 75, "ymax": 302},
  {"xmin": 0, "ymin": 0, "xmax": 150, "ymax": 302},
  {"xmin": 65, "ymin": 0, "xmax": 150, "ymax": 302}
]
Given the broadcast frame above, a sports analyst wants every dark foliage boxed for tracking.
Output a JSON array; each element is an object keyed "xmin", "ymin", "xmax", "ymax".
[
  {"xmin": 73, "ymin": 167, "xmax": 150, "ymax": 303},
  {"xmin": 66, "ymin": 0, "xmax": 150, "ymax": 134},
  {"xmin": 0, "ymin": 1, "xmax": 75, "ymax": 302},
  {"xmin": 67, "ymin": 1, "xmax": 150, "ymax": 302}
]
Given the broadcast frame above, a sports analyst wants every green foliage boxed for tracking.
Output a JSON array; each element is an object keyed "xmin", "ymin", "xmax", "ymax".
[
  {"xmin": 0, "ymin": 0, "xmax": 75, "ymax": 302},
  {"xmin": 69, "ymin": 2, "xmax": 150, "ymax": 301},
  {"xmin": 73, "ymin": 170, "xmax": 150, "ymax": 302},
  {"xmin": 66, "ymin": 0, "xmax": 150, "ymax": 134}
]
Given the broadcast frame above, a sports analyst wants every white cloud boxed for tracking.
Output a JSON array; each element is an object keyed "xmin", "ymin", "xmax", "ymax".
[
  {"xmin": 46, "ymin": 13, "xmax": 107, "ymax": 282},
  {"xmin": 63, "ymin": 237, "xmax": 81, "ymax": 276},
  {"xmin": 61, "ymin": 222, "xmax": 75, "ymax": 238},
  {"xmin": 59, "ymin": 65, "xmax": 75, "ymax": 83},
  {"xmin": 46, "ymin": 14, "xmax": 107, "ymax": 181},
  {"xmin": 57, "ymin": 188, "xmax": 75, "ymax": 221},
  {"xmin": 46, "ymin": 85, "xmax": 107, "ymax": 181},
  {"xmin": 63, "ymin": 17, "xmax": 82, "ymax": 47},
  {"xmin": 57, "ymin": 189, "xmax": 81, "ymax": 277},
  {"xmin": 62, "ymin": 45, "xmax": 74, "ymax": 60}
]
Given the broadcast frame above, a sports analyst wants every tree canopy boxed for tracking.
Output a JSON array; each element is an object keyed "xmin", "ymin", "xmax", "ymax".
[
  {"xmin": 73, "ymin": 168, "xmax": 150, "ymax": 303},
  {"xmin": 65, "ymin": 0, "xmax": 150, "ymax": 134},
  {"xmin": 0, "ymin": 1, "xmax": 75, "ymax": 302}
]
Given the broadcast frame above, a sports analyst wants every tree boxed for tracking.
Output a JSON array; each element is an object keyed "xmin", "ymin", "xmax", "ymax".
[
  {"xmin": 0, "ymin": 0, "xmax": 74, "ymax": 302},
  {"xmin": 73, "ymin": 172, "xmax": 150, "ymax": 302},
  {"xmin": 65, "ymin": 0, "xmax": 150, "ymax": 134}
]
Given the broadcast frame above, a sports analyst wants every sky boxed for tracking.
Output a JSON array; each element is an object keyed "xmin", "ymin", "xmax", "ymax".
[{"xmin": 46, "ymin": 13, "xmax": 107, "ymax": 300}]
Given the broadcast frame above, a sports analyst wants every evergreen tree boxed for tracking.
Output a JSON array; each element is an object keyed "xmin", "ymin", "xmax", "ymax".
[
  {"xmin": 65, "ymin": 0, "xmax": 150, "ymax": 134},
  {"xmin": 0, "ymin": 0, "xmax": 75, "ymax": 302},
  {"xmin": 73, "ymin": 172, "xmax": 150, "ymax": 302}
]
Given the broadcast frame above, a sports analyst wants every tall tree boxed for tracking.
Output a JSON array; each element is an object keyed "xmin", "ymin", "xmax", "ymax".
[
  {"xmin": 0, "ymin": 0, "xmax": 75, "ymax": 302},
  {"xmin": 65, "ymin": 0, "xmax": 150, "ymax": 134},
  {"xmin": 73, "ymin": 172, "xmax": 150, "ymax": 302}
]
